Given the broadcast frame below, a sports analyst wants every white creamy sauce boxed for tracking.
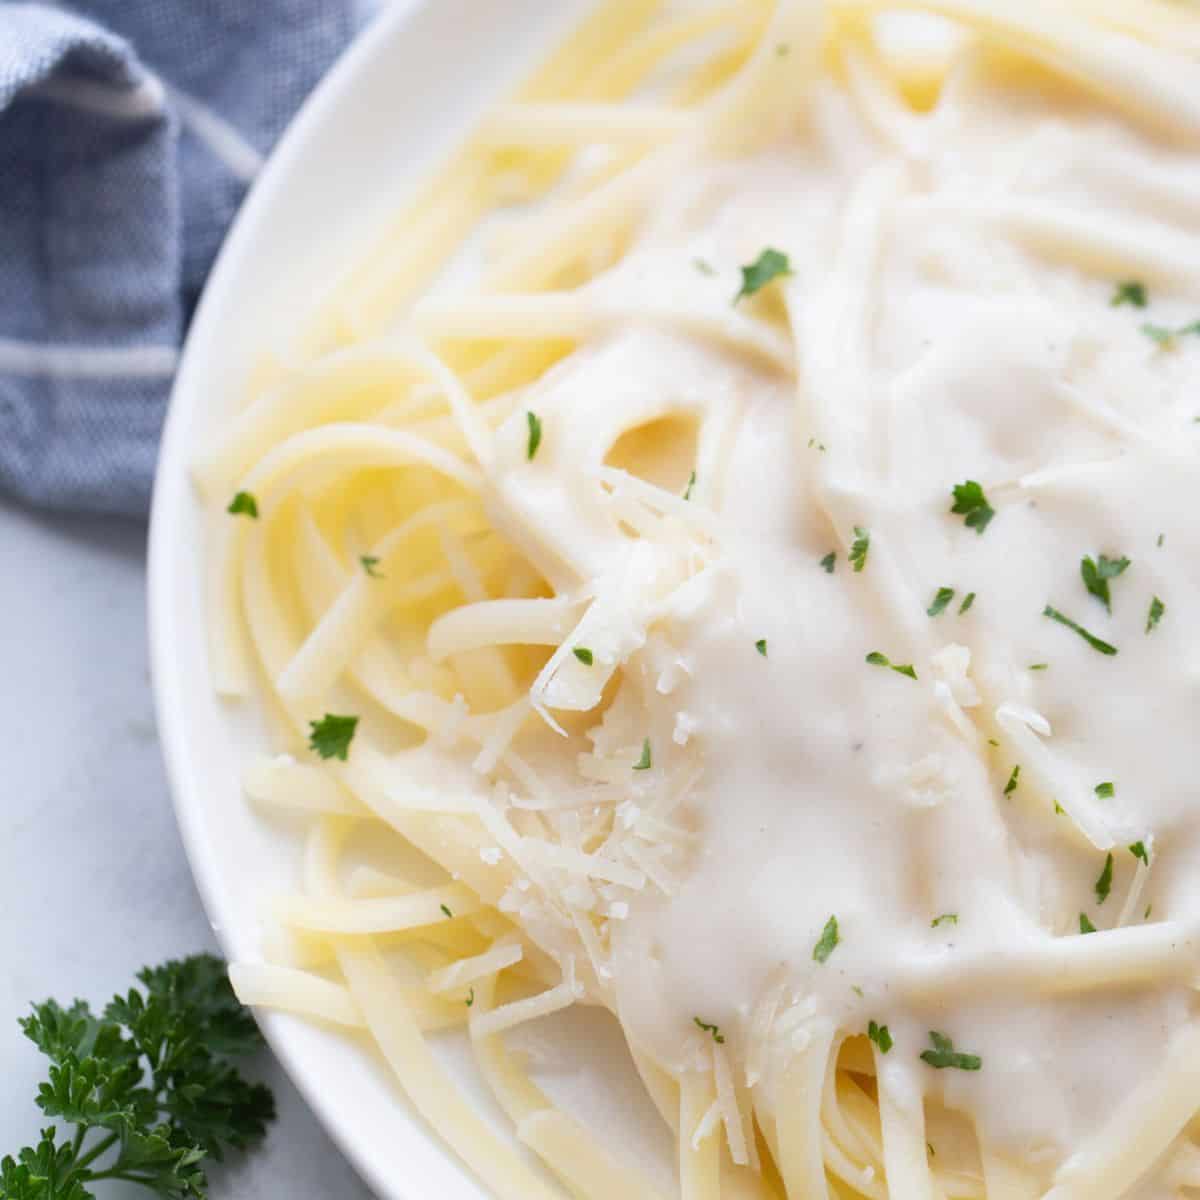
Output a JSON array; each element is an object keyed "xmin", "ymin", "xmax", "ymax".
[{"xmin": 483, "ymin": 67, "xmax": 1200, "ymax": 1171}]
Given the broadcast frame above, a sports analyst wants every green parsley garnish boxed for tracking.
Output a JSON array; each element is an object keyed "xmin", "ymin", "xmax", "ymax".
[
  {"xmin": 950, "ymin": 480, "xmax": 995, "ymax": 535},
  {"xmin": 308, "ymin": 713, "xmax": 359, "ymax": 761},
  {"xmin": 1079, "ymin": 912, "xmax": 1097, "ymax": 934},
  {"xmin": 693, "ymin": 1017, "xmax": 724, "ymax": 1044},
  {"xmin": 526, "ymin": 411, "xmax": 542, "ymax": 460},
  {"xmin": 820, "ymin": 551, "xmax": 837, "ymax": 574},
  {"xmin": 849, "ymin": 527, "xmax": 870, "ymax": 572},
  {"xmin": 1095, "ymin": 853, "xmax": 1113, "ymax": 904},
  {"xmin": 755, "ymin": 639, "xmax": 768, "ymax": 657},
  {"xmin": 1095, "ymin": 781, "xmax": 1114, "ymax": 799},
  {"xmin": 1080, "ymin": 554, "xmax": 1130, "ymax": 613},
  {"xmin": 692, "ymin": 257, "xmax": 715, "ymax": 276},
  {"xmin": 1146, "ymin": 595, "xmax": 1165, "ymax": 634},
  {"xmin": 1141, "ymin": 320, "xmax": 1200, "ymax": 349},
  {"xmin": 931, "ymin": 913, "xmax": 958, "ymax": 928},
  {"xmin": 807, "ymin": 436, "xmax": 827, "ymax": 452},
  {"xmin": 1042, "ymin": 605, "xmax": 1118, "ymax": 655},
  {"xmin": 813, "ymin": 915, "xmax": 840, "ymax": 963},
  {"xmin": 1004, "ymin": 765, "xmax": 1020, "ymax": 796},
  {"xmin": 927, "ymin": 587, "xmax": 955, "ymax": 617},
  {"xmin": 919, "ymin": 1031, "xmax": 981, "ymax": 1072},
  {"xmin": 360, "ymin": 555, "xmax": 384, "ymax": 578},
  {"xmin": 441, "ymin": 904, "xmax": 453, "ymax": 918},
  {"xmin": 3, "ymin": 954, "xmax": 274, "ymax": 1200},
  {"xmin": 1029, "ymin": 662, "xmax": 1048, "ymax": 671},
  {"xmin": 1145, "ymin": 905, "xmax": 1153, "ymax": 920},
  {"xmin": 1111, "ymin": 280, "xmax": 1147, "ymax": 308},
  {"xmin": 683, "ymin": 470, "xmax": 696, "ymax": 501},
  {"xmin": 227, "ymin": 491, "xmax": 258, "ymax": 519},
  {"xmin": 466, "ymin": 987, "xmax": 475, "ymax": 1007},
  {"xmin": 1055, "ymin": 800, "xmax": 1066, "ymax": 815},
  {"xmin": 959, "ymin": 591, "xmax": 976, "ymax": 614},
  {"xmin": 573, "ymin": 647, "xmax": 594, "ymax": 666},
  {"xmin": 867, "ymin": 1021, "xmax": 893, "ymax": 1054},
  {"xmin": 866, "ymin": 651, "xmax": 917, "ymax": 680},
  {"xmin": 633, "ymin": 738, "xmax": 652, "ymax": 771},
  {"xmin": 734, "ymin": 248, "xmax": 791, "ymax": 303},
  {"xmin": 1130, "ymin": 841, "xmax": 1150, "ymax": 865}
]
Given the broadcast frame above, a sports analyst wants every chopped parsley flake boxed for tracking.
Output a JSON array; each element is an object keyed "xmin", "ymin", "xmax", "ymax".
[
  {"xmin": 852, "ymin": 985, "xmax": 865, "ymax": 998},
  {"xmin": 1004, "ymin": 765, "xmax": 1020, "ymax": 796},
  {"xmin": 1081, "ymin": 554, "xmax": 1130, "ymax": 613},
  {"xmin": 1145, "ymin": 905, "xmax": 1154, "ymax": 920},
  {"xmin": 1142, "ymin": 321, "xmax": 1200, "ymax": 349},
  {"xmin": 694, "ymin": 1017, "xmax": 725, "ymax": 1044},
  {"xmin": 1158, "ymin": 533, "xmax": 1165, "ymax": 548},
  {"xmin": 931, "ymin": 913, "xmax": 958, "ymax": 928},
  {"xmin": 1111, "ymin": 280, "xmax": 1147, "ymax": 308},
  {"xmin": 813, "ymin": 915, "xmax": 840, "ymax": 963},
  {"xmin": 866, "ymin": 651, "xmax": 917, "ymax": 680},
  {"xmin": 950, "ymin": 480, "xmax": 995, "ymax": 535},
  {"xmin": 1043, "ymin": 605, "xmax": 1118, "ymax": 656},
  {"xmin": 683, "ymin": 470, "xmax": 696, "ymax": 501},
  {"xmin": 1130, "ymin": 841, "xmax": 1150, "ymax": 865},
  {"xmin": 820, "ymin": 550, "xmax": 837, "ymax": 573},
  {"xmin": 692, "ymin": 257, "xmax": 715, "ymax": 276},
  {"xmin": 1079, "ymin": 912, "xmax": 1097, "ymax": 934},
  {"xmin": 920, "ymin": 1031, "xmax": 981, "ymax": 1072},
  {"xmin": 526, "ymin": 411, "xmax": 542, "ymax": 460},
  {"xmin": 308, "ymin": 713, "xmax": 359, "ymax": 761},
  {"xmin": 868, "ymin": 1021, "xmax": 893, "ymax": 1054},
  {"xmin": 1095, "ymin": 853, "xmax": 1114, "ymax": 904},
  {"xmin": 849, "ymin": 526, "xmax": 870, "ymax": 572},
  {"xmin": 227, "ymin": 490, "xmax": 259, "ymax": 519},
  {"xmin": 735, "ymin": 248, "xmax": 792, "ymax": 303},
  {"xmin": 466, "ymin": 987, "xmax": 475, "ymax": 1007},
  {"xmin": 1095, "ymin": 781, "xmax": 1114, "ymax": 799},
  {"xmin": 1146, "ymin": 595, "xmax": 1165, "ymax": 634},
  {"xmin": 755, "ymin": 639, "xmax": 768, "ymax": 657},
  {"xmin": 1055, "ymin": 800, "xmax": 1066, "ymax": 815},
  {"xmin": 1029, "ymin": 662, "xmax": 1049, "ymax": 671},
  {"xmin": 440, "ymin": 904, "xmax": 453, "ymax": 918},
  {"xmin": 927, "ymin": 587, "xmax": 955, "ymax": 617},
  {"xmin": 633, "ymin": 738, "xmax": 652, "ymax": 771},
  {"xmin": 573, "ymin": 647, "xmax": 594, "ymax": 666},
  {"xmin": 959, "ymin": 591, "xmax": 976, "ymax": 614},
  {"xmin": 807, "ymin": 436, "xmax": 827, "ymax": 452},
  {"xmin": 360, "ymin": 555, "xmax": 384, "ymax": 578}
]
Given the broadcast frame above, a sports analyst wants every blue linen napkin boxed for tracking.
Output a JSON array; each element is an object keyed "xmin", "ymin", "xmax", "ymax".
[{"xmin": 0, "ymin": 0, "xmax": 356, "ymax": 516}]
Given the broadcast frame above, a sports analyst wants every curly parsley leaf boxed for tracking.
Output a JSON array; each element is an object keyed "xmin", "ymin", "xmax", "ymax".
[
  {"xmin": 573, "ymin": 647, "xmax": 594, "ymax": 666},
  {"xmin": 927, "ymin": 587, "xmax": 955, "ymax": 618},
  {"xmin": 1080, "ymin": 554, "xmax": 1130, "ymax": 613},
  {"xmin": 1079, "ymin": 912, "xmax": 1097, "ymax": 934},
  {"xmin": 1095, "ymin": 781, "xmax": 1114, "ymax": 799},
  {"xmin": 734, "ymin": 248, "xmax": 791, "ymax": 303},
  {"xmin": 950, "ymin": 481, "xmax": 995, "ymax": 535},
  {"xmin": 919, "ymin": 1031, "xmax": 981, "ymax": 1072},
  {"xmin": 813, "ymin": 916, "xmax": 840, "ymax": 964},
  {"xmin": 866, "ymin": 651, "xmax": 917, "ymax": 680},
  {"xmin": 307, "ymin": 713, "xmax": 359, "ymax": 762},
  {"xmin": 633, "ymin": 738, "xmax": 652, "ymax": 771},
  {"xmin": 6, "ymin": 955, "xmax": 273, "ymax": 1200},
  {"xmin": 849, "ymin": 527, "xmax": 870, "ymax": 572},
  {"xmin": 526, "ymin": 412, "xmax": 542, "ymax": 460},
  {"xmin": 226, "ymin": 492, "xmax": 258, "ymax": 520},
  {"xmin": 820, "ymin": 551, "xmax": 836, "ymax": 574},
  {"xmin": 1111, "ymin": 281, "xmax": 1147, "ymax": 308},
  {"xmin": 1042, "ymin": 606, "xmax": 1118, "ymax": 656},
  {"xmin": 1146, "ymin": 595, "xmax": 1165, "ymax": 634},
  {"xmin": 867, "ymin": 1021, "xmax": 893, "ymax": 1054}
]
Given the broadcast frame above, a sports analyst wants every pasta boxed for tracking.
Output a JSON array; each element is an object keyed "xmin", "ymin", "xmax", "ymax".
[{"xmin": 203, "ymin": 2, "xmax": 1200, "ymax": 1196}]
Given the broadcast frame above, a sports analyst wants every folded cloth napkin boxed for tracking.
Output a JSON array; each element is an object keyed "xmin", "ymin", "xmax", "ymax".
[{"xmin": 0, "ymin": 0, "xmax": 356, "ymax": 516}]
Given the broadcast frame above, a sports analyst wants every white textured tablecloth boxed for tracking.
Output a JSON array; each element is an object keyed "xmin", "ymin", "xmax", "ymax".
[{"xmin": 0, "ymin": 499, "xmax": 375, "ymax": 1198}]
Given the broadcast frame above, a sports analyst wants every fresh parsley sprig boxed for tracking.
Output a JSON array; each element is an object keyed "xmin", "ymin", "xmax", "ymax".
[
  {"xmin": 1, "ymin": 955, "xmax": 274, "ymax": 1200},
  {"xmin": 950, "ymin": 481, "xmax": 994, "ymax": 535}
]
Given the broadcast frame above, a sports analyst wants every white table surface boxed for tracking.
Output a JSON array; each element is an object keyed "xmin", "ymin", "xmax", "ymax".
[{"xmin": 0, "ymin": 498, "xmax": 375, "ymax": 1199}]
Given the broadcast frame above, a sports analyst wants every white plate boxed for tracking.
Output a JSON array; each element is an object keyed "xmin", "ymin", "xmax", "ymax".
[{"xmin": 147, "ymin": 3, "xmax": 672, "ymax": 1197}]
